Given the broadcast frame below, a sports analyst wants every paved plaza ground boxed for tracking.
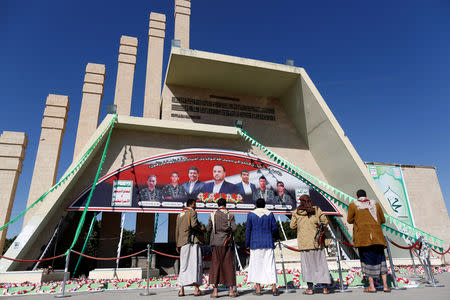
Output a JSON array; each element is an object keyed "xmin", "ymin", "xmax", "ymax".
[{"xmin": 6, "ymin": 272, "xmax": 450, "ymax": 300}]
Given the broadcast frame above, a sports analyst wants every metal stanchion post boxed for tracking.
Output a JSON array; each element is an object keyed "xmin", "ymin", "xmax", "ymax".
[
  {"xmin": 234, "ymin": 243, "xmax": 243, "ymax": 272},
  {"xmin": 140, "ymin": 244, "xmax": 155, "ymax": 296},
  {"xmin": 55, "ymin": 251, "xmax": 71, "ymax": 298},
  {"xmin": 277, "ymin": 241, "xmax": 295, "ymax": 293},
  {"xmin": 425, "ymin": 248, "xmax": 444, "ymax": 288},
  {"xmin": 418, "ymin": 254, "xmax": 432, "ymax": 284},
  {"xmin": 334, "ymin": 239, "xmax": 351, "ymax": 293},
  {"xmin": 385, "ymin": 237, "xmax": 406, "ymax": 290},
  {"xmin": 409, "ymin": 249, "xmax": 422, "ymax": 279},
  {"xmin": 416, "ymin": 237, "xmax": 433, "ymax": 284}
]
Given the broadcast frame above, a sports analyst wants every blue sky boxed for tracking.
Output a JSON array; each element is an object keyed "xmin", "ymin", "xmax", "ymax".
[{"xmin": 1, "ymin": 0, "xmax": 449, "ymax": 242}]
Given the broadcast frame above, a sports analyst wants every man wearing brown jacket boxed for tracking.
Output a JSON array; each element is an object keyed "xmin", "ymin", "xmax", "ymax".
[
  {"xmin": 176, "ymin": 199, "xmax": 204, "ymax": 296},
  {"xmin": 348, "ymin": 189, "xmax": 390, "ymax": 293}
]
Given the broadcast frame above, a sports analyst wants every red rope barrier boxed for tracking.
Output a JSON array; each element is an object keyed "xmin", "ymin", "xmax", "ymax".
[
  {"xmin": 0, "ymin": 253, "xmax": 65, "ymax": 262},
  {"xmin": 431, "ymin": 246, "xmax": 450, "ymax": 255},
  {"xmin": 71, "ymin": 249, "xmax": 146, "ymax": 261},
  {"xmin": 341, "ymin": 241, "xmax": 355, "ymax": 248},
  {"xmin": 150, "ymin": 249, "xmax": 180, "ymax": 259},
  {"xmin": 388, "ymin": 238, "xmax": 422, "ymax": 250},
  {"xmin": 281, "ymin": 243, "xmax": 301, "ymax": 252},
  {"xmin": 411, "ymin": 248, "xmax": 424, "ymax": 257},
  {"xmin": 239, "ymin": 248, "xmax": 250, "ymax": 255}
]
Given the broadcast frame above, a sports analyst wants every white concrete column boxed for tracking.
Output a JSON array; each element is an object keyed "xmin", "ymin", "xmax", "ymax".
[
  {"xmin": 113, "ymin": 36, "xmax": 138, "ymax": 115},
  {"xmin": 0, "ymin": 132, "xmax": 27, "ymax": 255},
  {"xmin": 174, "ymin": 0, "xmax": 191, "ymax": 49},
  {"xmin": 22, "ymin": 94, "xmax": 69, "ymax": 228},
  {"xmin": 73, "ymin": 63, "xmax": 106, "ymax": 159},
  {"xmin": 143, "ymin": 12, "xmax": 166, "ymax": 119}
]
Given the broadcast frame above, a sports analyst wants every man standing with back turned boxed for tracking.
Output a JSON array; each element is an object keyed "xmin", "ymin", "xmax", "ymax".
[
  {"xmin": 347, "ymin": 189, "xmax": 390, "ymax": 293},
  {"xmin": 245, "ymin": 198, "xmax": 280, "ymax": 296},
  {"xmin": 176, "ymin": 199, "xmax": 205, "ymax": 296},
  {"xmin": 207, "ymin": 198, "xmax": 238, "ymax": 297}
]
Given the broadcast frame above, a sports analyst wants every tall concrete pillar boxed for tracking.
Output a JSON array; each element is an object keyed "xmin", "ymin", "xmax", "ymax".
[
  {"xmin": 135, "ymin": 213, "xmax": 155, "ymax": 244},
  {"xmin": 22, "ymin": 94, "xmax": 69, "ymax": 228},
  {"xmin": 98, "ymin": 212, "xmax": 122, "ymax": 267},
  {"xmin": 168, "ymin": 214, "xmax": 177, "ymax": 243},
  {"xmin": 0, "ymin": 132, "xmax": 27, "ymax": 255},
  {"xmin": 73, "ymin": 63, "xmax": 106, "ymax": 159},
  {"xmin": 174, "ymin": 0, "xmax": 191, "ymax": 49},
  {"xmin": 143, "ymin": 12, "xmax": 166, "ymax": 119},
  {"xmin": 113, "ymin": 36, "xmax": 138, "ymax": 115}
]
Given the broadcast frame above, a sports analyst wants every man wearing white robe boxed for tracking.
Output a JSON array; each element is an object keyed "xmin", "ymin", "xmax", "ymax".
[
  {"xmin": 176, "ymin": 199, "xmax": 204, "ymax": 296},
  {"xmin": 245, "ymin": 198, "xmax": 280, "ymax": 296}
]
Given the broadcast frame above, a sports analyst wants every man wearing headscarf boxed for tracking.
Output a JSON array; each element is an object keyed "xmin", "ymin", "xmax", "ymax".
[
  {"xmin": 348, "ymin": 189, "xmax": 390, "ymax": 293},
  {"xmin": 290, "ymin": 194, "xmax": 331, "ymax": 294}
]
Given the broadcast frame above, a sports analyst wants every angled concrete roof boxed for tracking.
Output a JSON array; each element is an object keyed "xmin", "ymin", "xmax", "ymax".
[
  {"xmin": 165, "ymin": 47, "xmax": 301, "ymax": 98},
  {"xmin": 163, "ymin": 47, "xmax": 396, "ymax": 216}
]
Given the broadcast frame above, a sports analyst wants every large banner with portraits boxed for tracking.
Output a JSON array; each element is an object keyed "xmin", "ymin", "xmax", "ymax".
[{"xmin": 67, "ymin": 149, "xmax": 340, "ymax": 215}]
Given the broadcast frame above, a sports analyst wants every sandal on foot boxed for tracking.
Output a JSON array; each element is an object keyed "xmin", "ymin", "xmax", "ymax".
[
  {"xmin": 178, "ymin": 292, "xmax": 185, "ymax": 297},
  {"xmin": 229, "ymin": 293, "xmax": 239, "ymax": 298},
  {"xmin": 194, "ymin": 291, "xmax": 205, "ymax": 297},
  {"xmin": 363, "ymin": 288, "xmax": 376, "ymax": 293},
  {"xmin": 303, "ymin": 290, "xmax": 314, "ymax": 295},
  {"xmin": 383, "ymin": 289, "xmax": 391, "ymax": 293}
]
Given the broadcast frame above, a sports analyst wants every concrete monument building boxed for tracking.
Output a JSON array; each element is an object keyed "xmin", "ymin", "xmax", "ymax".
[{"xmin": 1, "ymin": 0, "xmax": 449, "ymax": 274}]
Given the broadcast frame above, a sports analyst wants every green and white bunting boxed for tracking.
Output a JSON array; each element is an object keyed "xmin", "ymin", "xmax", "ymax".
[
  {"xmin": 236, "ymin": 127, "xmax": 445, "ymax": 251},
  {"xmin": 0, "ymin": 114, "xmax": 118, "ymax": 232}
]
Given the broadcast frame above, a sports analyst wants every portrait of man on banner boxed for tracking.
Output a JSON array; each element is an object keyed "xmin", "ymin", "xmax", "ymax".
[{"xmin": 67, "ymin": 149, "xmax": 340, "ymax": 216}]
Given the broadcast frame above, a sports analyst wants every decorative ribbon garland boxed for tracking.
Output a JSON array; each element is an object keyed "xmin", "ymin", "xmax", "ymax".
[
  {"xmin": 67, "ymin": 114, "xmax": 117, "ymax": 254},
  {"xmin": 0, "ymin": 114, "xmax": 117, "ymax": 232},
  {"xmin": 236, "ymin": 127, "xmax": 445, "ymax": 251}
]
